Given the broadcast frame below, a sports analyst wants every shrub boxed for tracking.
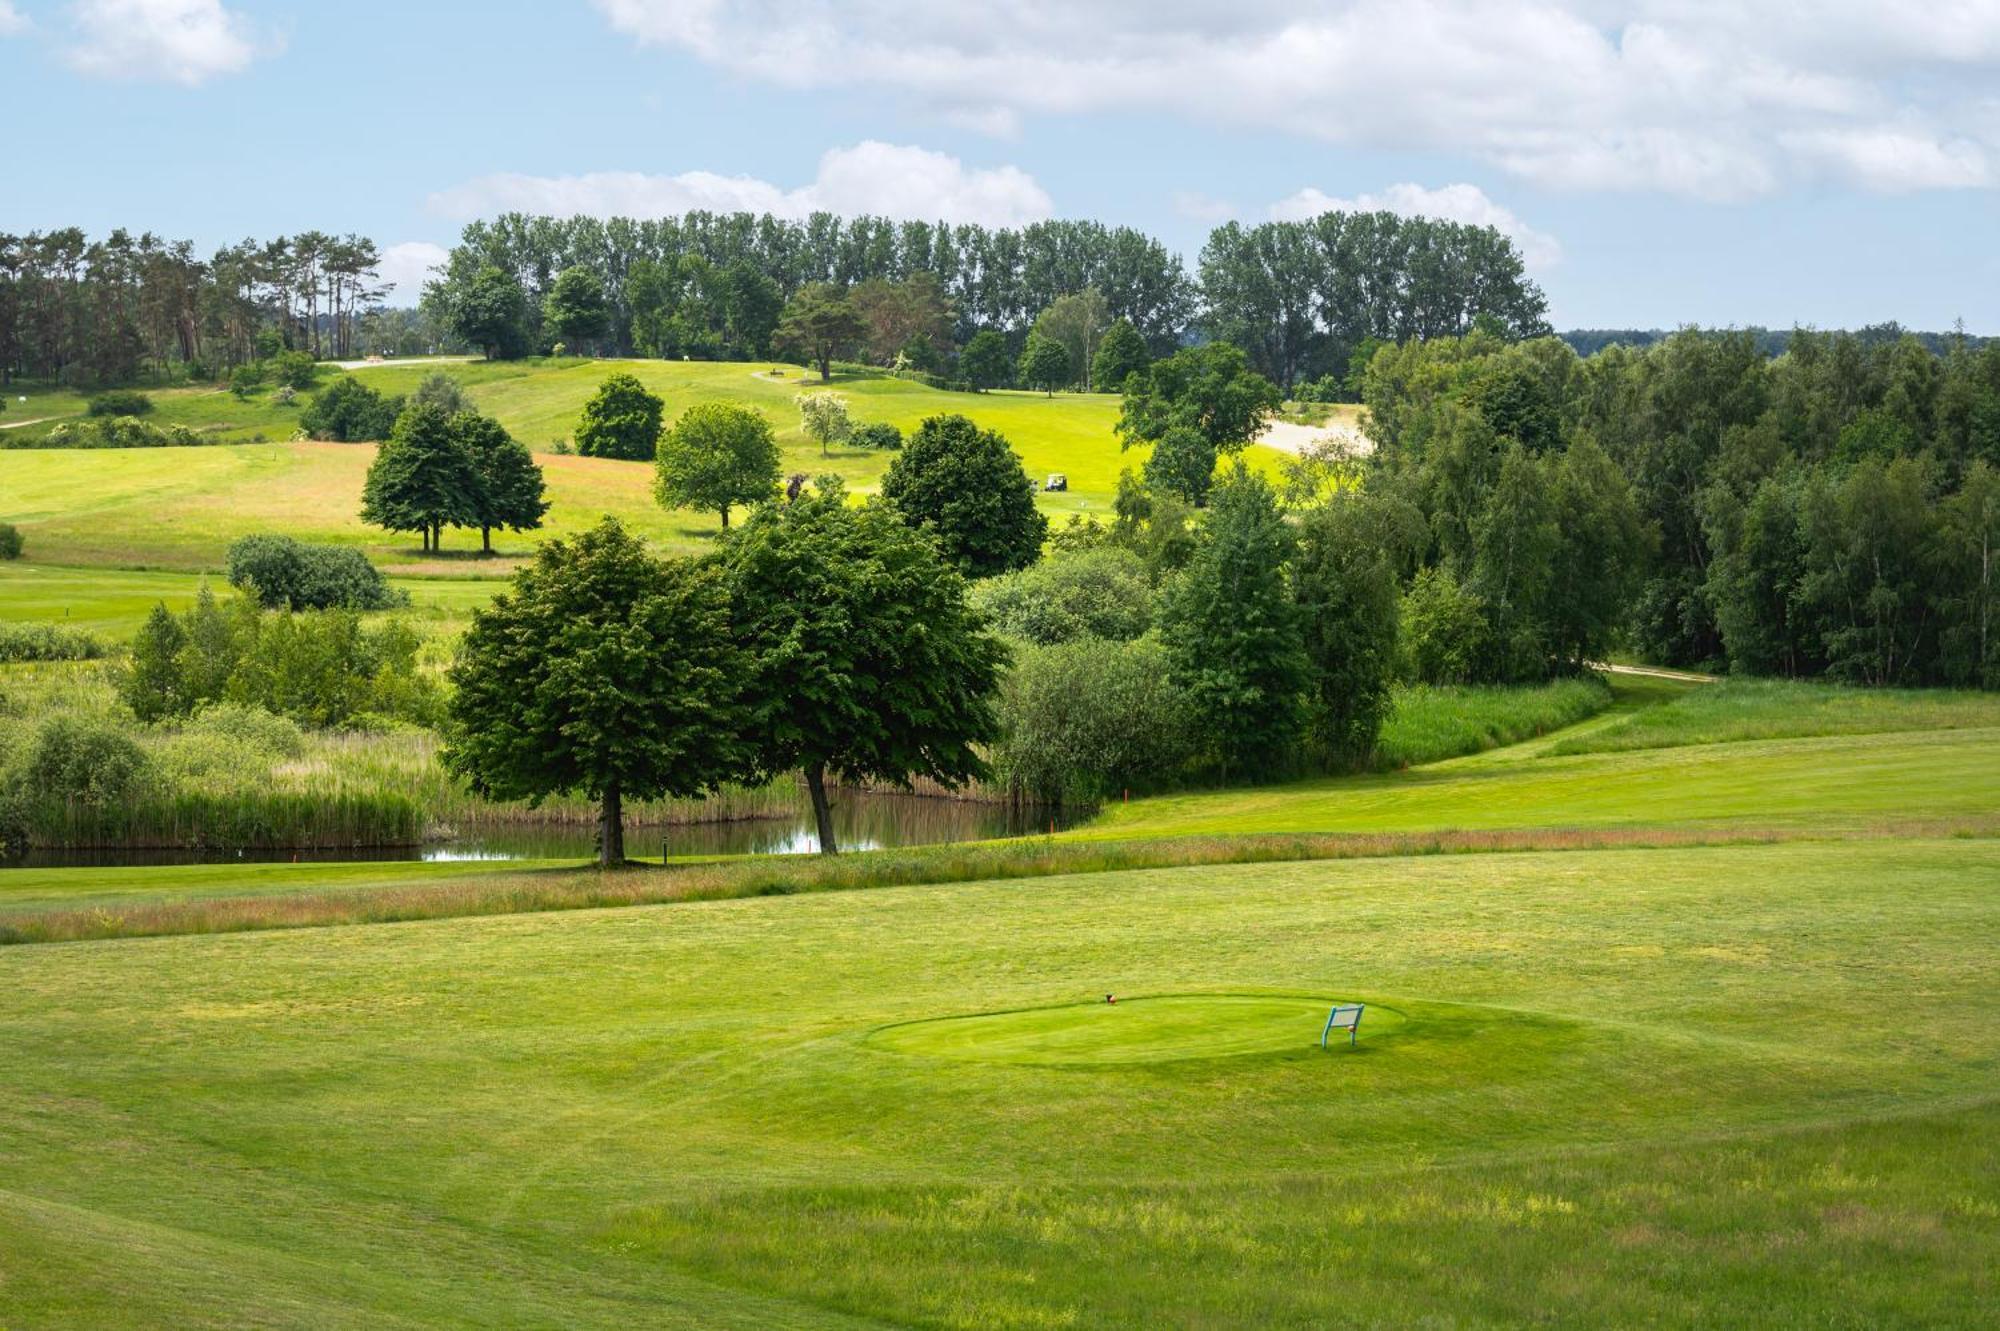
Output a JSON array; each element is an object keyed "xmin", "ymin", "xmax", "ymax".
[
  {"xmin": 971, "ymin": 547, "xmax": 1154, "ymax": 645},
  {"xmin": 186, "ymin": 701, "xmax": 306, "ymax": 758},
  {"xmin": 301, "ymin": 376, "xmax": 402, "ymax": 441},
  {"xmin": 990, "ymin": 636, "xmax": 1196, "ymax": 802},
  {"xmin": 268, "ymin": 350, "xmax": 319, "ymax": 390},
  {"xmin": 0, "ymin": 623, "xmax": 106, "ymax": 663},
  {"xmin": 18, "ymin": 715, "xmax": 151, "ymax": 807},
  {"xmin": 409, "ymin": 372, "xmax": 468, "ymax": 416},
  {"xmin": 0, "ymin": 524, "xmax": 21, "ymax": 560},
  {"xmin": 851, "ymin": 421, "xmax": 903, "ymax": 450},
  {"xmin": 40, "ymin": 417, "xmax": 204, "ymax": 449},
  {"xmin": 226, "ymin": 534, "xmax": 406, "ymax": 611},
  {"xmin": 230, "ymin": 363, "xmax": 264, "ymax": 398},
  {"xmin": 87, "ymin": 389, "xmax": 154, "ymax": 417}
]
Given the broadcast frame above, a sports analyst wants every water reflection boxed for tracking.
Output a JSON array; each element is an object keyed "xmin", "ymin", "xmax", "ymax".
[{"xmin": 14, "ymin": 790, "xmax": 1079, "ymax": 868}]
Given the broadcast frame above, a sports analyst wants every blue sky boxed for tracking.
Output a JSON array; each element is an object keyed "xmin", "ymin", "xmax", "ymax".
[{"xmin": 2, "ymin": 0, "xmax": 1997, "ymax": 330}]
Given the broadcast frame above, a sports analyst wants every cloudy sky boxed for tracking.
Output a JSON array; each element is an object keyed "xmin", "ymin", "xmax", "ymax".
[{"xmin": 2, "ymin": 0, "xmax": 1997, "ymax": 328}]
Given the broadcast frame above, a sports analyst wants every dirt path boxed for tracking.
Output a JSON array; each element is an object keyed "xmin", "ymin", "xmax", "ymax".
[{"xmin": 0, "ymin": 416, "xmax": 57, "ymax": 431}]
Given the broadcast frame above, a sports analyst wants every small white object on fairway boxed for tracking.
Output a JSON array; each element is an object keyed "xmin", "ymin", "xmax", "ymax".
[{"xmin": 867, "ymin": 994, "xmax": 1404, "ymax": 1066}]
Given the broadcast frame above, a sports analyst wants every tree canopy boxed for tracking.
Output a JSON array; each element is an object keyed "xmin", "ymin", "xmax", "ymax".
[
  {"xmin": 443, "ymin": 519, "xmax": 747, "ymax": 866},
  {"xmin": 574, "ymin": 372, "xmax": 665, "ymax": 461},
  {"xmin": 654, "ymin": 401, "xmax": 781, "ymax": 529},
  {"xmin": 359, "ymin": 403, "xmax": 483, "ymax": 552},
  {"xmin": 880, "ymin": 413, "xmax": 1048, "ymax": 578},
  {"xmin": 1018, "ymin": 334, "xmax": 1071, "ymax": 396},
  {"xmin": 775, "ymin": 282, "xmax": 867, "ymax": 381},
  {"xmin": 717, "ymin": 480, "xmax": 1007, "ymax": 853}
]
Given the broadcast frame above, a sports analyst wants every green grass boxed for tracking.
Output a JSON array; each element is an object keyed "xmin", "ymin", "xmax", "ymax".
[
  {"xmin": 2, "ymin": 837, "xmax": 1997, "ymax": 1326},
  {"xmin": 1552, "ymin": 676, "xmax": 2000, "ymax": 755},
  {"xmin": 1370, "ymin": 675, "xmax": 1616, "ymax": 769},
  {"xmin": 0, "ymin": 358, "xmax": 1282, "ymax": 637}
]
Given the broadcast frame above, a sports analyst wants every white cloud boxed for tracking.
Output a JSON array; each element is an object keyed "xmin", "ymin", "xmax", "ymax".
[
  {"xmin": 590, "ymin": 1, "xmax": 2000, "ymax": 199},
  {"xmin": 65, "ymin": 0, "xmax": 264, "ymax": 85},
  {"xmin": 429, "ymin": 141, "xmax": 1054, "ymax": 227},
  {"xmin": 1270, "ymin": 182, "xmax": 1563, "ymax": 268},
  {"xmin": 375, "ymin": 241, "xmax": 449, "ymax": 304},
  {"xmin": 1172, "ymin": 191, "xmax": 1237, "ymax": 223},
  {"xmin": 0, "ymin": 2, "xmax": 30, "ymax": 36}
]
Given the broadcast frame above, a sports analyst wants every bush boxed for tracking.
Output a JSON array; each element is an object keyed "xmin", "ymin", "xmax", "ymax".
[
  {"xmin": 268, "ymin": 350, "xmax": 319, "ymax": 390},
  {"xmin": 38, "ymin": 417, "xmax": 205, "ymax": 449},
  {"xmin": 18, "ymin": 715, "xmax": 151, "ymax": 807},
  {"xmin": 301, "ymin": 377, "xmax": 402, "ymax": 441},
  {"xmin": 851, "ymin": 421, "xmax": 903, "ymax": 450},
  {"xmin": 87, "ymin": 389, "xmax": 154, "ymax": 417},
  {"xmin": 971, "ymin": 548, "xmax": 1154, "ymax": 645},
  {"xmin": 0, "ymin": 623, "xmax": 106, "ymax": 663},
  {"xmin": 230, "ymin": 363, "xmax": 264, "ymax": 398},
  {"xmin": 990, "ymin": 636, "xmax": 1196, "ymax": 802},
  {"xmin": 226, "ymin": 535, "xmax": 406, "ymax": 611},
  {"xmin": 0, "ymin": 524, "xmax": 21, "ymax": 560},
  {"xmin": 186, "ymin": 701, "xmax": 306, "ymax": 758}
]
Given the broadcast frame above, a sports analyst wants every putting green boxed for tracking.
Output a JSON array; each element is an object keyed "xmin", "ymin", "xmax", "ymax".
[{"xmin": 867, "ymin": 994, "xmax": 1406, "ymax": 1065}]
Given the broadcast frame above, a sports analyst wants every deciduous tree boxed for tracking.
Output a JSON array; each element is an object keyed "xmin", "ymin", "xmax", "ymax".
[
  {"xmin": 444, "ymin": 519, "xmax": 747, "ymax": 867},
  {"xmin": 654, "ymin": 401, "xmax": 781, "ymax": 529},
  {"xmin": 574, "ymin": 372, "xmax": 664, "ymax": 461},
  {"xmin": 880, "ymin": 413, "xmax": 1047, "ymax": 577}
]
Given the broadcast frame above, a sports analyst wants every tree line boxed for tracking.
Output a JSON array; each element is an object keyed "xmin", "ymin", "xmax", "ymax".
[
  {"xmin": 421, "ymin": 207, "xmax": 1547, "ymax": 393},
  {"xmin": 0, "ymin": 229, "xmax": 415, "ymax": 386},
  {"xmin": 1360, "ymin": 326, "xmax": 2000, "ymax": 687}
]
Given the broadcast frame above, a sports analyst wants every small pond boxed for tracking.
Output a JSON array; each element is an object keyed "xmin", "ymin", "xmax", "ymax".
[{"xmin": 12, "ymin": 790, "xmax": 1083, "ymax": 869}]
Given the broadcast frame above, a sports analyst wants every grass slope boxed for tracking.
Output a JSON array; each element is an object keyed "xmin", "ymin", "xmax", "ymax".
[
  {"xmin": 0, "ymin": 359, "xmax": 1276, "ymax": 636},
  {"xmin": 1552, "ymin": 677, "xmax": 2000, "ymax": 755},
  {"xmin": 2, "ymin": 838, "xmax": 1996, "ymax": 1327}
]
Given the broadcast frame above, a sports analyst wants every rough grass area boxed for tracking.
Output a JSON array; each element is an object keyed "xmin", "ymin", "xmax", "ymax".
[
  {"xmin": 1370, "ymin": 675, "xmax": 1613, "ymax": 769},
  {"xmin": 2, "ymin": 838, "xmax": 1996, "ymax": 1326},
  {"xmin": 1551, "ymin": 677, "xmax": 2000, "ymax": 755}
]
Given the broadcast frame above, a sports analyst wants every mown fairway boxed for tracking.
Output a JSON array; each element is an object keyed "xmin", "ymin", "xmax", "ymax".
[{"xmin": 3, "ymin": 836, "xmax": 1997, "ymax": 1328}]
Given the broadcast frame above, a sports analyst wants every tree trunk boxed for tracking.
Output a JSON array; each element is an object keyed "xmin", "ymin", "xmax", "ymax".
[
  {"xmin": 818, "ymin": 355, "xmax": 831, "ymax": 382},
  {"xmin": 803, "ymin": 762, "xmax": 838, "ymax": 855},
  {"xmin": 598, "ymin": 782, "xmax": 625, "ymax": 867},
  {"xmin": 482, "ymin": 525, "xmax": 492, "ymax": 555},
  {"xmin": 719, "ymin": 506, "xmax": 730, "ymax": 530}
]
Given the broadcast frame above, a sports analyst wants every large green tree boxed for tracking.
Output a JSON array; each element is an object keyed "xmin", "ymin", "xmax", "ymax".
[
  {"xmin": 1118, "ymin": 342, "xmax": 1282, "ymax": 504},
  {"xmin": 443, "ymin": 519, "xmax": 747, "ymax": 867},
  {"xmin": 1158, "ymin": 463, "xmax": 1307, "ymax": 780},
  {"xmin": 774, "ymin": 282, "xmax": 867, "ymax": 381},
  {"xmin": 1033, "ymin": 288, "xmax": 1110, "ymax": 390},
  {"xmin": 654, "ymin": 401, "xmax": 781, "ymax": 529},
  {"xmin": 574, "ymin": 373, "xmax": 665, "ymax": 461},
  {"xmin": 360, "ymin": 403, "xmax": 482, "ymax": 552},
  {"xmin": 718, "ymin": 480, "xmax": 1006, "ymax": 854},
  {"xmin": 456, "ymin": 411, "xmax": 549, "ymax": 554},
  {"xmin": 880, "ymin": 414, "xmax": 1048, "ymax": 578},
  {"xmin": 449, "ymin": 265, "xmax": 529, "ymax": 361},
  {"xmin": 1293, "ymin": 491, "xmax": 1402, "ymax": 765},
  {"xmin": 1017, "ymin": 333, "xmax": 1071, "ymax": 396},
  {"xmin": 1091, "ymin": 317, "xmax": 1150, "ymax": 393},
  {"xmin": 959, "ymin": 329, "xmax": 1013, "ymax": 391},
  {"xmin": 542, "ymin": 266, "xmax": 610, "ymax": 354}
]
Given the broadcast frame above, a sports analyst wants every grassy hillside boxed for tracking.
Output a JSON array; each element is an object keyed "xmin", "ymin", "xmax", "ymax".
[
  {"xmin": 0, "ymin": 358, "xmax": 1293, "ymax": 636},
  {"xmin": 3, "ymin": 837, "xmax": 1996, "ymax": 1327}
]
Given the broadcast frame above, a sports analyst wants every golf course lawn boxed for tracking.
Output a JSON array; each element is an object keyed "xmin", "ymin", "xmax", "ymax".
[
  {"xmin": 3, "ymin": 837, "xmax": 1996, "ymax": 1327},
  {"xmin": 1075, "ymin": 724, "xmax": 2000, "ymax": 840}
]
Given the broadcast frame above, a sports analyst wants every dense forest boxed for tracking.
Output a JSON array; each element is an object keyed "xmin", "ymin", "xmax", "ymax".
[{"xmin": 1359, "ymin": 327, "xmax": 2000, "ymax": 687}]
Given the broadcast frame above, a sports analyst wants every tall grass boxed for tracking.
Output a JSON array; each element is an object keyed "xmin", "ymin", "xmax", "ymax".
[
  {"xmin": 1551, "ymin": 678, "xmax": 2000, "ymax": 756},
  {"xmin": 1370, "ymin": 676, "xmax": 1613, "ymax": 770},
  {"xmin": 0, "ymin": 622, "xmax": 107, "ymax": 663}
]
